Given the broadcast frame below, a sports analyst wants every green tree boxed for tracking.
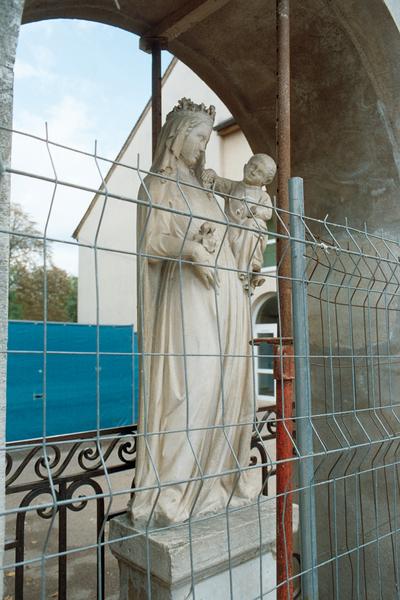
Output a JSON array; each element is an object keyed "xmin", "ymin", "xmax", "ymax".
[
  {"xmin": 10, "ymin": 265, "xmax": 77, "ymax": 322},
  {"xmin": 9, "ymin": 203, "xmax": 45, "ymax": 267},
  {"xmin": 8, "ymin": 204, "xmax": 77, "ymax": 322},
  {"xmin": 66, "ymin": 275, "xmax": 78, "ymax": 322}
]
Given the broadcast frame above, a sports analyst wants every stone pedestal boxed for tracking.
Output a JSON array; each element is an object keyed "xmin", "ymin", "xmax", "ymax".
[{"xmin": 109, "ymin": 500, "xmax": 298, "ymax": 600}]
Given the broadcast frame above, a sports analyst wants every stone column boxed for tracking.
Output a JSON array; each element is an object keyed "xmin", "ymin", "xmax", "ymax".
[{"xmin": 0, "ymin": 1, "xmax": 24, "ymax": 595}]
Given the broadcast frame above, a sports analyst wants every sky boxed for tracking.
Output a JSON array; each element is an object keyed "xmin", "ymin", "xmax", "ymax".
[{"xmin": 11, "ymin": 19, "xmax": 171, "ymax": 274}]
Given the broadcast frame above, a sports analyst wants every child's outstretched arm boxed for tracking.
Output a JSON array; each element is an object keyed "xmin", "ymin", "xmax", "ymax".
[{"xmin": 201, "ymin": 169, "xmax": 236, "ymax": 196}]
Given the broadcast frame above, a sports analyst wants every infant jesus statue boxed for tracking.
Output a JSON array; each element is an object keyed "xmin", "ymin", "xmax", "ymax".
[{"xmin": 202, "ymin": 153, "xmax": 277, "ymax": 289}]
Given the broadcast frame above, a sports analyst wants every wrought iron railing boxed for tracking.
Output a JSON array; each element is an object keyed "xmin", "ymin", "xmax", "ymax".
[{"xmin": 5, "ymin": 406, "xmax": 276, "ymax": 600}]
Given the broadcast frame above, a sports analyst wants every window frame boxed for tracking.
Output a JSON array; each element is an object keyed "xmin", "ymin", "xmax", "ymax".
[{"xmin": 254, "ymin": 321, "xmax": 277, "ymax": 405}]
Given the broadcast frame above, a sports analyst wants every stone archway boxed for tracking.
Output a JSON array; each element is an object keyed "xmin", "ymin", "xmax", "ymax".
[{"xmin": 19, "ymin": 0, "xmax": 400, "ymax": 231}]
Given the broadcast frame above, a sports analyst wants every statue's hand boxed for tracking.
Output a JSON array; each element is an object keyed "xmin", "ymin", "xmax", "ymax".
[
  {"xmin": 194, "ymin": 221, "xmax": 218, "ymax": 254},
  {"xmin": 191, "ymin": 244, "xmax": 220, "ymax": 289},
  {"xmin": 201, "ymin": 169, "xmax": 217, "ymax": 189},
  {"xmin": 251, "ymin": 205, "xmax": 271, "ymax": 224},
  {"xmin": 250, "ymin": 216, "xmax": 268, "ymax": 233}
]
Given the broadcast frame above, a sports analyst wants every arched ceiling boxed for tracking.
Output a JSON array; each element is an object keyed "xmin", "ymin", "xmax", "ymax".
[{"xmin": 22, "ymin": 0, "xmax": 400, "ymax": 231}]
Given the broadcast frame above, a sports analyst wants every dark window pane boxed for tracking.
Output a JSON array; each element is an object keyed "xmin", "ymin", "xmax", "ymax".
[
  {"xmin": 263, "ymin": 242, "xmax": 276, "ymax": 268},
  {"xmin": 256, "ymin": 294, "xmax": 278, "ymax": 324},
  {"xmin": 258, "ymin": 373, "xmax": 274, "ymax": 397},
  {"xmin": 258, "ymin": 336, "xmax": 274, "ymax": 370}
]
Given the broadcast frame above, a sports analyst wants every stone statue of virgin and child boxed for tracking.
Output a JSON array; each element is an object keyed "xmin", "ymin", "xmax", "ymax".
[{"xmin": 129, "ymin": 98, "xmax": 276, "ymax": 527}]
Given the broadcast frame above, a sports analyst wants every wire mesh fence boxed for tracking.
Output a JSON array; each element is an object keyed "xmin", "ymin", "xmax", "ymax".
[
  {"xmin": 302, "ymin": 212, "xmax": 400, "ymax": 600},
  {"xmin": 1, "ymin": 122, "xmax": 400, "ymax": 599}
]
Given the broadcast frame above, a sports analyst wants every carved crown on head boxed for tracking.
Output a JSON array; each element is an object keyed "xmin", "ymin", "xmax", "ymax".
[{"xmin": 166, "ymin": 97, "xmax": 216, "ymax": 125}]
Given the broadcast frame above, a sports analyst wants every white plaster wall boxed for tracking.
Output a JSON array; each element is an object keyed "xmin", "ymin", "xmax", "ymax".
[
  {"xmin": 77, "ymin": 60, "xmax": 275, "ymax": 326},
  {"xmin": 77, "ymin": 168, "xmax": 140, "ymax": 325},
  {"xmin": 252, "ymin": 275, "xmax": 277, "ymax": 317},
  {"xmin": 220, "ymin": 129, "xmax": 252, "ymax": 179}
]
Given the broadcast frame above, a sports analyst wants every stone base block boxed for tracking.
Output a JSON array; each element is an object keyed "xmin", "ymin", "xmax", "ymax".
[{"xmin": 109, "ymin": 500, "xmax": 298, "ymax": 600}]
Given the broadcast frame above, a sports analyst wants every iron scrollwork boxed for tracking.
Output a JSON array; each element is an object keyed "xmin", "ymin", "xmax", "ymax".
[
  {"xmin": 5, "ymin": 425, "xmax": 137, "ymax": 600},
  {"xmin": 250, "ymin": 405, "xmax": 277, "ymax": 495},
  {"xmin": 6, "ymin": 411, "xmax": 277, "ymax": 600}
]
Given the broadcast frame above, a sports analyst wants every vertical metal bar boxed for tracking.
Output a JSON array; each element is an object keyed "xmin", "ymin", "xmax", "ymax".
[
  {"xmin": 15, "ymin": 510, "xmax": 26, "ymax": 599},
  {"xmin": 273, "ymin": 338, "xmax": 294, "ymax": 599},
  {"xmin": 96, "ymin": 494, "xmax": 105, "ymax": 600},
  {"xmin": 290, "ymin": 177, "xmax": 319, "ymax": 599},
  {"xmin": 151, "ymin": 40, "xmax": 162, "ymax": 159},
  {"xmin": 58, "ymin": 482, "xmax": 67, "ymax": 600},
  {"xmin": 276, "ymin": 1, "xmax": 293, "ymax": 599},
  {"xmin": 276, "ymin": 0, "xmax": 292, "ymax": 335}
]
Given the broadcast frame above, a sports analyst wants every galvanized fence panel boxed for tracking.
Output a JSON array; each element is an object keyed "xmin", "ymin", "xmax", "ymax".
[{"xmin": 1, "ymin": 126, "xmax": 400, "ymax": 599}]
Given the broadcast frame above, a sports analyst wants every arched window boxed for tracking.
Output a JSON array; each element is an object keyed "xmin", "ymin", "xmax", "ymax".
[
  {"xmin": 256, "ymin": 294, "xmax": 278, "ymax": 324},
  {"xmin": 254, "ymin": 294, "xmax": 278, "ymax": 405}
]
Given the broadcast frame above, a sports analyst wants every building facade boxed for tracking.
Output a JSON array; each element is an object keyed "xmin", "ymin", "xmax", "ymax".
[{"xmin": 74, "ymin": 58, "xmax": 278, "ymax": 403}]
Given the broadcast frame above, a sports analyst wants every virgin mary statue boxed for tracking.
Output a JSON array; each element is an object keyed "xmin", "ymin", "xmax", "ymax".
[{"xmin": 130, "ymin": 98, "xmax": 257, "ymax": 526}]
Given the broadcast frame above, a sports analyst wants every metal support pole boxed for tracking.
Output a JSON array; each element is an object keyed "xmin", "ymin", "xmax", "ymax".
[
  {"xmin": 276, "ymin": 1, "xmax": 293, "ymax": 598},
  {"xmin": 151, "ymin": 39, "xmax": 162, "ymax": 159},
  {"xmin": 289, "ymin": 177, "xmax": 319, "ymax": 599},
  {"xmin": 272, "ymin": 336, "xmax": 294, "ymax": 600},
  {"xmin": 276, "ymin": 2, "xmax": 291, "ymax": 329}
]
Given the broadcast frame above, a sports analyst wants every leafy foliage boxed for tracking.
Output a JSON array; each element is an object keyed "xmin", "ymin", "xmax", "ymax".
[
  {"xmin": 8, "ymin": 204, "xmax": 77, "ymax": 322},
  {"xmin": 9, "ymin": 203, "xmax": 46, "ymax": 267}
]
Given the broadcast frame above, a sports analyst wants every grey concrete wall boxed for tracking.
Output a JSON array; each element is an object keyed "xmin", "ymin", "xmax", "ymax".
[{"xmin": 0, "ymin": 1, "xmax": 25, "ymax": 594}]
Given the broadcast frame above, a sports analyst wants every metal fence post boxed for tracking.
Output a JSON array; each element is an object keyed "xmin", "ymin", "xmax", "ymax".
[{"xmin": 289, "ymin": 177, "xmax": 319, "ymax": 599}]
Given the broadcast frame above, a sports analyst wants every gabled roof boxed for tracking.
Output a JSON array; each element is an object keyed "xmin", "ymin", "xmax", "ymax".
[{"xmin": 72, "ymin": 56, "xmax": 178, "ymax": 240}]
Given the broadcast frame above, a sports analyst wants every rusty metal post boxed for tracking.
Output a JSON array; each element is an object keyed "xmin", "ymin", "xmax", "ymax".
[
  {"xmin": 273, "ymin": 338, "xmax": 294, "ymax": 600},
  {"xmin": 151, "ymin": 39, "xmax": 162, "ymax": 159},
  {"xmin": 276, "ymin": 1, "xmax": 292, "ymax": 327},
  {"xmin": 276, "ymin": 0, "xmax": 294, "ymax": 599}
]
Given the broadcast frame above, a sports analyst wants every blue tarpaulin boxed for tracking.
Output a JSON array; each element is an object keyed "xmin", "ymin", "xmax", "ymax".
[{"xmin": 6, "ymin": 321, "xmax": 138, "ymax": 441}]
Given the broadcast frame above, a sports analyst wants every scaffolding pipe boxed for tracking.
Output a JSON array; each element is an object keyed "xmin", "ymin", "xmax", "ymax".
[
  {"xmin": 290, "ymin": 177, "xmax": 319, "ymax": 599},
  {"xmin": 276, "ymin": 1, "xmax": 294, "ymax": 598},
  {"xmin": 151, "ymin": 39, "xmax": 162, "ymax": 159},
  {"xmin": 275, "ymin": 186, "xmax": 295, "ymax": 590}
]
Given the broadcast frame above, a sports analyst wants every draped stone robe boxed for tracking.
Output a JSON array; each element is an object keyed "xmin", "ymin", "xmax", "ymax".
[{"xmin": 130, "ymin": 172, "xmax": 257, "ymax": 526}]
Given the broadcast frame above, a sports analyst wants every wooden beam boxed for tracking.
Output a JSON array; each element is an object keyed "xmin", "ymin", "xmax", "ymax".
[{"xmin": 140, "ymin": 0, "xmax": 231, "ymax": 52}]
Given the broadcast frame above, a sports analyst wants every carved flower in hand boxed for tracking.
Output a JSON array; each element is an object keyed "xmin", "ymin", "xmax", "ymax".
[{"xmin": 193, "ymin": 221, "xmax": 218, "ymax": 254}]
